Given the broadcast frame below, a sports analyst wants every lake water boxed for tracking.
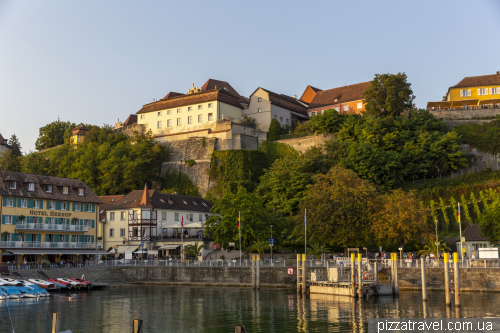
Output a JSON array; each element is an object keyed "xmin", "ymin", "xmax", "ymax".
[{"xmin": 1, "ymin": 286, "xmax": 500, "ymax": 332}]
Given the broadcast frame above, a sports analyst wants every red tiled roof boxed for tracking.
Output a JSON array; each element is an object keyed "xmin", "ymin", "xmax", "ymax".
[
  {"xmin": 256, "ymin": 88, "xmax": 308, "ymax": 116},
  {"xmin": 123, "ymin": 114, "xmax": 137, "ymax": 126},
  {"xmin": 450, "ymin": 73, "xmax": 500, "ymax": 89},
  {"xmin": 308, "ymin": 82, "xmax": 371, "ymax": 109},
  {"xmin": 161, "ymin": 92, "xmax": 184, "ymax": 101},
  {"xmin": 201, "ymin": 79, "xmax": 247, "ymax": 105}
]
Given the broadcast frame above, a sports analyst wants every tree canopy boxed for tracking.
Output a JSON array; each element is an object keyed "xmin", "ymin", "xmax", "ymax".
[
  {"xmin": 268, "ymin": 118, "xmax": 282, "ymax": 141},
  {"xmin": 8, "ymin": 134, "xmax": 22, "ymax": 157},
  {"xmin": 35, "ymin": 120, "xmax": 75, "ymax": 150}
]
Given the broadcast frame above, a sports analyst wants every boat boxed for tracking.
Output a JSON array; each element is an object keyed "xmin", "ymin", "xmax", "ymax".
[
  {"xmin": 24, "ymin": 285, "xmax": 50, "ymax": 297},
  {"xmin": 56, "ymin": 278, "xmax": 82, "ymax": 289},
  {"xmin": 28, "ymin": 279, "xmax": 57, "ymax": 290},
  {"xmin": 17, "ymin": 286, "xmax": 38, "ymax": 298},
  {"xmin": 0, "ymin": 278, "xmax": 24, "ymax": 286},
  {"xmin": 71, "ymin": 278, "xmax": 93, "ymax": 288},
  {"xmin": 47, "ymin": 279, "xmax": 72, "ymax": 290},
  {"xmin": 0, "ymin": 288, "xmax": 7, "ymax": 299},
  {"xmin": 1, "ymin": 286, "xmax": 23, "ymax": 299}
]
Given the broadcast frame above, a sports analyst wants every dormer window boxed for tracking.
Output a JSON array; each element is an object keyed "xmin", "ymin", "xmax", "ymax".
[
  {"xmin": 78, "ymin": 188, "xmax": 84, "ymax": 196},
  {"xmin": 9, "ymin": 181, "xmax": 16, "ymax": 189},
  {"xmin": 193, "ymin": 201, "xmax": 198, "ymax": 205},
  {"xmin": 46, "ymin": 184, "xmax": 53, "ymax": 193},
  {"xmin": 28, "ymin": 183, "xmax": 35, "ymax": 191},
  {"xmin": 183, "ymin": 201, "xmax": 188, "ymax": 204},
  {"xmin": 202, "ymin": 202, "xmax": 207, "ymax": 207},
  {"xmin": 63, "ymin": 186, "xmax": 69, "ymax": 194}
]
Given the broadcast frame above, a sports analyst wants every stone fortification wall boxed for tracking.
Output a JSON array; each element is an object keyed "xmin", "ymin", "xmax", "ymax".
[
  {"xmin": 442, "ymin": 119, "xmax": 494, "ymax": 131},
  {"xmin": 113, "ymin": 124, "xmax": 145, "ymax": 136},
  {"xmin": 430, "ymin": 108, "xmax": 500, "ymax": 120},
  {"xmin": 275, "ymin": 134, "xmax": 335, "ymax": 154}
]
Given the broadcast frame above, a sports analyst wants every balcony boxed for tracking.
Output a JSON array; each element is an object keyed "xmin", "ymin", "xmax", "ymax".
[
  {"xmin": 15, "ymin": 223, "xmax": 89, "ymax": 232},
  {"xmin": 0, "ymin": 241, "xmax": 96, "ymax": 248}
]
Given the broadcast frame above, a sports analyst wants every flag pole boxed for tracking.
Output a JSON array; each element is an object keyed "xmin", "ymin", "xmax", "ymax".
[
  {"xmin": 181, "ymin": 215, "xmax": 184, "ymax": 261},
  {"xmin": 304, "ymin": 209, "xmax": 307, "ymax": 259},
  {"xmin": 239, "ymin": 211, "xmax": 241, "ymax": 267}
]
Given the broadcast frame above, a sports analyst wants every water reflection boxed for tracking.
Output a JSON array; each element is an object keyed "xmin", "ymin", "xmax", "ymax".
[{"xmin": 0, "ymin": 287, "xmax": 499, "ymax": 332}]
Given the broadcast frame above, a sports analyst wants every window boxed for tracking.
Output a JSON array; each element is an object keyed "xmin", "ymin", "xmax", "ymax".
[
  {"xmin": 46, "ymin": 184, "xmax": 52, "ymax": 193},
  {"xmin": 34, "ymin": 200, "xmax": 40, "ymax": 209},
  {"xmin": 208, "ymin": 113, "xmax": 213, "ymax": 121},
  {"xmin": 157, "ymin": 121, "xmax": 162, "ymax": 129},
  {"xmin": 258, "ymin": 97, "xmax": 262, "ymax": 102},
  {"xmin": 75, "ymin": 203, "xmax": 81, "ymax": 212},
  {"xmin": 28, "ymin": 183, "xmax": 35, "ymax": 191},
  {"xmin": 121, "ymin": 211, "xmax": 126, "ymax": 220},
  {"xmin": 87, "ymin": 204, "xmax": 92, "ymax": 212},
  {"xmin": 140, "ymin": 115, "xmax": 145, "ymax": 119},
  {"xmin": 9, "ymin": 181, "xmax": 16, "ymax": 189},
  {"xmin": 334, "ymin": 107, "xmax": 340, "ymax": 112},
  {"xmin": 110, "ymin": 212, "xmax": 115, "ymax": 221},
  {"xmin": 491, "ymin": 88, "xmax": 498, "ymax": 95},
  {"xmin": 5, "ymin": 216, "xmax": 12, "ymax": 225},
  {"xmin": 258, "ymin": 108, "xmax": 262, "ymax": 113},
  {"xmin": 177, "ymin": 118, "xmax": 182, "ymax": 126},
  {"xmin": 167, "ymin": 119, "xmax": 172, "ymax": 127},
  {"xmin": 274, "ymin": 115, "xmax": 277, "ymax": 119},
  {"xmin": 61, "ymin": 202, "xmax": 68, "ymax": 211},
  {"xmin": 120, "ymin": 228, "xmax": 125, "ymax": 237},
  {"xmin": 460, "ymin": 89, "xmax": 471, "ymax": 97},
  {"xmin": 177, "ymin": 108, "xmax": 182, "ymax": 113},
  {"xmin": 357, "ymin": 102, "xmax": 363, "ymax": 109},
  {"xmin": 478, "ymin": 88, "xmax": 488, "ymax": 96},
  {"xmin": 198, "ymin": 105, "xmax": 203, "ymax": 110},
  {"xmin": 198, "ymin": 115, "xmax": 203, "ymax": 122},
  {"xmin": 189, "ymin": 213, "xmax": 193, "ymax": 222},
  {"xmin": 343, "ymin": 105, "xmax": 349, "ymax": 112},
  {"xmin": 199, "ymin": 214, "xmax": 203, "ymax": 222},
  {"xmin": 133, "ymin": 228, "xmax": 138, "ymax": 237},
  {"xmin": 63, "ymin": 186, "xmax": 68, "ymax": 194},
  {"xmin": 202, "ymin": 202, "xmax": 207, "ymax": 207},
  {"xmin": 109, "ymin": 229, "xmax": 115, "ymax": 237},
  {"xmin": 20, "ymin": 199, "xmax": 27, "ymax": 208},
  {"xmin": 167, "ymin": 110, "xmax": 172, "ymax": 115},
  {"xmin": 188, "ymin": 106, "xmax": 193, "ymax": 111},
  {"xmin": 286, "ymin": 118, "xmax": 289, "ymax": 124},
  {"xmin": 158, "ymin": 111, "xmax": 162, "ymax": 116},
  {"xmin": 188, "ymin": 116, "xmax": 193, "ymax": 124},
  {"xmin": 174, "ymin": 212, "xmax": 179, "ymax": 221},
  {"xmin": 310, "ymin": 111, "xmax": 317, "ymax": 117},
  {"xmin": 280, "ymin": 117, "xmax": 283, "ymax": 122},
  {"xmin": 49, "ymin": 201, "xmax": 55, "ymax": 210},
  {"xmin": 162, "ymin": 212, "xmax": 167, "ymax": 220},
  {"xmin": 208, "ymin": 103, "xmax": 213, "ymax": 108},
  {"xmin": 78, "ymin": 188, "xmax": 84, "ymax": 196}
]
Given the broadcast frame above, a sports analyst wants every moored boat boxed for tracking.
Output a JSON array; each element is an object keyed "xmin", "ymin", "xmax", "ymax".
[
  {"xmin": 0, "ymin": 288, "xmax": 7, "ymax": 299},
  {"xmin": 48, "ymin": 279, "xmax": 72, "ymax": 290},
  {"xmin": 56, "ymin": 278, "xmax": 82, "ymax": 289},
  {"xmin": 24, "ymin": 285, "xmax": 50, "ymax": 297},
  {"xmin": 1, "ymin": 286, "xmax": 23, "ymax": 299},
  {"xmin": 0, "ymin": 278, "xmax": 23, "ymax": 286},
  {"xmin": 71, "ymin": 278, "xmax": 93, "ymax": 288},
  {"xmin": 28, "ymin": 279, "xmax": 57, "ymax": 290},
  {"xmin": 17, "ymin": 286, "xmax": 38, "ymax": 298}
]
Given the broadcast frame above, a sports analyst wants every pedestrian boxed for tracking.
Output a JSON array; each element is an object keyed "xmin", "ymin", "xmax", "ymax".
[{"xmin": 23, "ymin": 258, "xmax": 27, "ymax": 269}]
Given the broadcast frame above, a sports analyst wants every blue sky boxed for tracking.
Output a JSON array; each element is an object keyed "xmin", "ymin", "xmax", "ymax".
[{"xmin": 1, "ymin": 0, "xmax": 499, "ymax": 152}]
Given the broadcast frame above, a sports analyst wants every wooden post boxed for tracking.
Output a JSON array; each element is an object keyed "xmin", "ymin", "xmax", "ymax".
[
  {"xmin": 444, "ymin": 253, "xmax": 451, "ymax": 306},
  {"xmin": 133, "ymin": 319, "xmax": 143, "ymax": 333},
  {"xmin": 301, "ymin": 253, "xmax": 306, "ymax": 293},
  {"xmin": 297, "ymin": 254, "xmax": 301, "ymax": 293},
  {"xmin": 454, "ymin": 252, "xmax": 460, "ymax": 307},
  {"xmin": 394, "ymin": 253, "xmax": 399, "ymax": 295},
  {"xmin": 390, "ymin": 253, "xmax": 395, "ymax": 292},
  {"xmin": 252, "ymin": 255, "xmax": 256, "ymax": 289},
  {"xmin": 350, "ymin": 253, "xmax": 355, "ymax": 297},
  {"xmin": 421, "ymin": 257, "xmax": 427, "ymax": 301},
  {"xmin": 374, "ymin": 261, "xmax": 378, "ymax": 290},
  {"xmin": 256, "ymin": 255, "xmax": 260, "ymax": 290},
  {"xmin": 235, "ymin": 325, "xmax": 247, "ymax": 333},
  {"xmin": 357, "ymin": 253, "xmax": 363, "ymax": 298},
  {"xmin": 52, "ymin": 313, "xmax": 60, "ymax": 333}
]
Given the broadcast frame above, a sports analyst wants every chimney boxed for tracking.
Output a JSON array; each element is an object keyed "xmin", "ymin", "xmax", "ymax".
[
  {"xmin": 497, "ymin": 71, "xmax": 500, "ymax": 75},
  {"xmin": 294, "ymin": 95, "xmax": 297, "ymax": 99},
  {"xmin": 215, "ymin": 85, "xmax": 217, "ymax": 89}
]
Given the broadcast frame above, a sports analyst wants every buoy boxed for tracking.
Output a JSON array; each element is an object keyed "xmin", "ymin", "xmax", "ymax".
[{"xmin": 363, "ymin": 272, "xmax": 369, "ymax": 279}]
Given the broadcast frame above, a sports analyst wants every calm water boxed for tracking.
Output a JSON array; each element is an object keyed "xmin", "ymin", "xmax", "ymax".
[{"xmin": 1, "ymin": 286, "xmax": 500, "ymax": 333}]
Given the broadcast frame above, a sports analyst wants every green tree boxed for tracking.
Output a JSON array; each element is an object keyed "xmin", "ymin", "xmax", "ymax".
[
  {"xmin": 248, "ymin": 240, "xmax": 270, "ymax": 255},
  {"xmin": 305, "ymin": 109, "xmax": 353, "ymax": 134},
  {"xmin": 477, "ymin": 189, "xmax": 500, "ymax": 245},
  {"xmin": 35, "ymin": 120, "xmax": 74, "ymax": 150},
  {"xmin": 418, "ymin": 239, "xmax": 451, "ymax": 259},
  {"xmin": 307, "ymin": 238, "xmax": 331, "ymax": 260},
  {"xmin": 268, "ymin": 118, "xmax": 282, "ymax": 141},
  {"xmin": 0, "ymin": 150, "xmax": 22, "ymax": 172},
  {"xmin": 184, "ymin": 242, "xmax": 204, "ymax": 259},
  {"xmin": 300, "ymin": 166, "xmax": 379, "ymax": 248},
  {"xmin": 8, "ymin": 134, "xmax": 22, "ymax": 157},
  {"xmin": 161, "ymin": 170, "xmax": 200, "ymax": 197},
  {"xmin": 204, "ymin": 186, "xmax": 274, "ymax": 254},
  {"xmin": 363, "ymin": 73, "xmax": 415, "ymax": 118}
]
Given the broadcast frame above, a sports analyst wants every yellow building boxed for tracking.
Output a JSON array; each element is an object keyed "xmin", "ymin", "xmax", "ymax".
[
  {"xmin": 428, "ymin": 72, "xmax": 500, "ymax": 110},
  {"xmin": 0, "ymin": 171, "xmax": 105, "ymax": 265},
  {"xmin": 70, "ymin": 125, "xmax": 90, "ymax": 147}
]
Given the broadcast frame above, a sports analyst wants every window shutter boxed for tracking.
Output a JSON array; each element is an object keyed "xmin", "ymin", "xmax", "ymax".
[
  {"xmin": 72, "ymin": 203, "xmax": 75, "ymax": 211},
  {"xmin": 92, "ymin": 204, "xmax": 95, "ymax": 213},
  {"xmin": 460, "ymin": 90, "xmax": 463, "ymax": 97},
  {"xmin": 468, "ymin": 89, "xmax": 471, "ymax": 96},
  {"xmin": 91, "ymin": 235, "xmax": 94, "ymax": 243},
  {"xmin": 12, "ymin": 198, "xmax": 16, "ymax": 207},
  {"xmin": 66, "ymin": 218, "xmax": 69, "ymax": 225},
  {"xmin": 13, "ymin": 216, "xmax": 17, "ymax": 225},
  {"xmin": 3, "ymin": 198, "xmax": 6, "ymax": 206},
  {"xmin": 45, "ymin": 234, "xmax": 49, "ymax": 242},
  {"xmin": 477, "ymin": 89, "xmax": 481, "ymax": 95},
  {"xmin": 38, "ymin": 234, "xmax": 41, "ymax": 243},
  {"xmin": 45, "ymin": 217, "xmax": 49, "ymax": 223},
  {"xmin": 28, "ymin": 199, "xmax": 33, "ymax": 209},
  {"xmin": 39, "ymin": 200, "xmax": 43, "ymax": 209},
  {"xmin": 91, "ymin": 220, "xmax": 95, "ymax": 228},
  {"xmin": 80, "ymin": 219, "xmax": 84, "ymax": 226},
  {"xmin": 0, "ymin": 234, "xmax": 4, "ymax": 241},
  {"xmin": 56, "ymin": 201, "xmax": 61, "ymax": 210},
  {"xmin": 489, "ymin": 88, "xmax": 493, "ymax": 95},
  {"xmin": 1, "ymin": 216, "xmax": 5, "ymax": 224}
]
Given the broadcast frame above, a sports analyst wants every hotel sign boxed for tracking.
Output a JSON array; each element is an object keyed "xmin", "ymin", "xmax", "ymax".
[{"xmin": 29, "ymin": 210, "xmax": 72, "ymax": 217}]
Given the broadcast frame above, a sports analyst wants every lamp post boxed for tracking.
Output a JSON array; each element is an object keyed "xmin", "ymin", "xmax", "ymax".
[{"xmin": 270, "ymin": 225, "xmax": 273, "ymax": 261}]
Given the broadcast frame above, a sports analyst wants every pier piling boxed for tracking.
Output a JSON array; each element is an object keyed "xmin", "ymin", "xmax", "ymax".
[
  {"xmin": 52, "ymin": 313, "xmax": 60, "ymax": 333},
  {"xmin": 350, "ymin": 253, "xmax": 355, "ymax": 297},
  {"xmin": 394, "ymin": 254, "xmax": 399, "ymax": 295},
  {"xmin": 302, "ymin": 254, "xmax": 306, "ymax": 293},
  {"xmin": 252, "ymin": 255, "xmax": 256, "ymax": 289},
  {"xmin": 297, "ymin": 254, "xmax": 301, "ymax": 293},
  {"xmin": 444, "ymin": 253, "xmax": 451, "ymax": 306},
  {"xmin": 421, "ymin": 257, "xmax": 427, "ymax": 301},
  {"xmin": 256, "ymin": 255, "xmax": 260, "ymax": 290},
  {"xmin": 357, "ymin": 253, "xmax": 362, "ymax": 298},
  {"xmin": 133, "ymin": 319, "xmax": 143, "ymax": 333},
  {"xmin": 454, "ymin": 252, "xmax": 460, "ymax": 307}
]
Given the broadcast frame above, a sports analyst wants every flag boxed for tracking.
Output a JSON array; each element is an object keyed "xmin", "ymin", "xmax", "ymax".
[
  {"xmin": 458, "ymin": 203, "xmax": 460, "ymax": 223},
  {"xmin": 303, "ymin": 209, "xmax": 306, "ymax": 227},
  {"xmin": 181, "ymin": 215, "xmax": 184, "ymax": 227},
  {"xmin": 238, "ymin": 214, "xmax": 240, "ymax": 228}
]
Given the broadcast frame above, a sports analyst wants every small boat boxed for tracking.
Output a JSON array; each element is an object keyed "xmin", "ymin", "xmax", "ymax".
[
  {"xmin": 17, "ymin": 286, "xmax": 38, "ymax": 298},
  {"xmin": 1, "ymin": 286, "xmax": 23, "ymax": 299},
  {"xmin": 71, "ymin": 278, "xmax": 93, "ymax": 288},
  {"xmin": 28, "ymin": 279, "xmax": 56, "ymax": 290},
  {"xmin": 47, "ymin": 279, "xmax": 72, "ymax": 290},
  {"xmin": 0, "ymin": 278, "xmax": 23, "ymax": 286},
  {"xmin": 0, "ymin": 288, "xmax": 7, "ymax": 299},
  {"xmin": 56, "ymin": 278, "xmax": 82, "ymax": 289},
  {"xmin": 24, "ymin": 285, "xmax": 50, "ymax": 297}
]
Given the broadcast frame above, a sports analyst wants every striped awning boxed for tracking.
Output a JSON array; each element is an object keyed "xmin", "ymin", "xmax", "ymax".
[{"xmin": 158, "ymin": 244, "xmax": 181, "ymax": 250}]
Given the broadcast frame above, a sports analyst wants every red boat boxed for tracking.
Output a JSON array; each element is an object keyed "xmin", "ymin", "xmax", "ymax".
[{"xmin": 70, "ymin": 278, "xmax": 93, "ymax": 288}]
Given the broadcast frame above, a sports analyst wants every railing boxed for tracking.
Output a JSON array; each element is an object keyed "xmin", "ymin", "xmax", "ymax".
[
  {"xmin": 0, "ymin": 241, "xmax": 97, "ymax": 248},
  {"xmin": 15, "ymin": 223, "xmax": 89, "ymax": 232},
  {"xmin": 368, "ymin": 258, "xmax": 500, "ymax": 269}
]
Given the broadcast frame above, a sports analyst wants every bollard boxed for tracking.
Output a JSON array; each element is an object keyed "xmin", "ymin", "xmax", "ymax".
[
  {"xmin": 350, "ymin": 253, "xmax": 355, "ymax": 297},
  {"xmin": 390, "ymin": 253, "xmax": 395, "ymax": 292},
  {"xmin": 252, "ymin": 255, "xmax": 256, "ymax": 289},
  {"xmin": 444, "ymin": 253, "xmax": 451, "ymax": 306},
  {"xmin": 256, "ymin": 255, "xmax": 260, "ymax": 290},
  {"xmin": 52, "ymin": 313, "xmax": 60, "ymax": 333},
  {"xmin": 454, "ymin": 252, "xmax": 460, "ymax": 307},
  {"xmin": 421, "ymin": 257, "xmax": 427, "ymax": 301},
  {"xmin": 297, "ymin": 254, "xmax": 301, "ymax": 293},
  {"xmin": 133, "ymin": 319, "xmax": 143, "ymax": 333},
  {"xmin": 358, "ymin": 253, "xmax": 363, "ymax": 298},
  {"xmin": 374, "ymin": 261, "xmax": 378, "ymax": 291},
  {"xmin": 394, "ymin": 254, "xmax": 399, "ymax": 295},
  {"xmin": 302, "ymin": 254, "xmax": 307, "ymax": 293}
]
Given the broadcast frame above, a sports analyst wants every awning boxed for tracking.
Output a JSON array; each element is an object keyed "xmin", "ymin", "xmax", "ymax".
[
  {"xmin": 5, "ymin": 249, "xmax": 110, "ymax": 255},
  {"xmin": 427, "ymin": 101, "xmax": 452, "ymax": 108},
  {"xmin": 158, "ymin": 245, "xmax": 181, "ymax": 250},
  {"xmin": 108, "ymin": 245, "xmax": 138, "ymax": 255},
  {"xmin": 479, "ymin": 99, "xmax": 500, "ymax": 105},
  {"xmin": 452, "ymin": 99, "xmax": 479, "ymax": 107},
  {"xmin": 134, "ymin": 249, "xmax": 147, "ymax": 254},
  {"xmin": 0, "ymin": 252, "xmax": 14, "ymax": 256},
  {"xmin": 183, "ymin": 222, "xmax": 204, "ymax": 229}
]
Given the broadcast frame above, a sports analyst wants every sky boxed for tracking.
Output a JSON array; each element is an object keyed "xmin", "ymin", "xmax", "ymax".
[{"xmin": 0, "ymin": 0, "xmax": 499, "ymax": 152}]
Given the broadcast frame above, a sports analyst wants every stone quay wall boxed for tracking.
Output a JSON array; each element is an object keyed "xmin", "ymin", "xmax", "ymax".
[
  {"xmin": 275, "ymin": 134, "xmax": 335, "ymax": 154},
  {"xmin": 430, "ymin": 108, "xmax": 500, "ymax": 120}
]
